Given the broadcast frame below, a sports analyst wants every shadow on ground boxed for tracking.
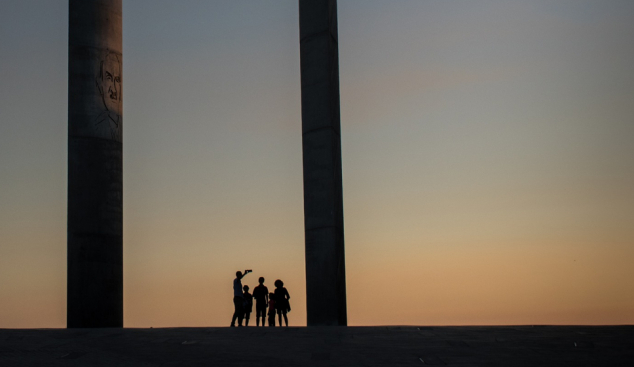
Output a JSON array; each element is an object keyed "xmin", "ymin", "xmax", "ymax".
[{"xmin": 1, "ymin": 326, "xmax": 632, "ymax": 366}]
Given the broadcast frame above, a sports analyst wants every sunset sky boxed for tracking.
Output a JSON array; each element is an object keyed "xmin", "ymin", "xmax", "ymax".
[{"xmin": 1, "ymin": 0, "xmax": 633, "ymax": 328}]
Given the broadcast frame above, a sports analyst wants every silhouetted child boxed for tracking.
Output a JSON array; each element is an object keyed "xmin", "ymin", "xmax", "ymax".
[
  {"xmin": 267, "ymin": 292, "xmax": 276, "ymax": 327},
  {"xmin": 274, "ymin": 279, "xmax": 291, "ymax": 327},
  {"xmin": 252, "ymin": 277, "xmax": 269, "ymax": 327},
  {"xmin": 242, "ymin": 285, "xmax": 253, "ymax": 326}
]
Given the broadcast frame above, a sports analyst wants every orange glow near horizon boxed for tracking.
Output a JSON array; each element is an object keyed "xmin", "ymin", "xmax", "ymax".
[{"xmin": 1, "ymin": 231, "xmax": 632, "ymax": 328}]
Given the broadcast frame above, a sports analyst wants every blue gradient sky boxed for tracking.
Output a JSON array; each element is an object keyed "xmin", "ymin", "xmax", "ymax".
[{"xmin": 1, "ymin": 0, "xmax": 633, "ymax": 327}]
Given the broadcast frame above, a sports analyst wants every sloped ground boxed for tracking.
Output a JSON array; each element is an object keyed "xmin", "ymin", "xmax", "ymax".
[{"xmin": 0, "ymin": 326, "xmax": 632, "ymax": 366}]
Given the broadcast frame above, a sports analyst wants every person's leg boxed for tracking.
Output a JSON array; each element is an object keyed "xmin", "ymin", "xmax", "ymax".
[
  {"xmin": 231, "ymin": 297, "xmax": 240, "ymax": 326},
  {"xmin": 233, "ymin": 298, "xmax": 244, "ymax": 327},
  {"xmin": 245, "ymin": 312, "xmax": 250, "ymax": 326},
  {"xmin": 283, "ymin": 311, "xmax": 288, "ymax": 327},
  {"xmin": 256, "ymin": 305, "xmax": 263, "ymax": 326},
  {"xmin": 277, "ymin": 309, "xmax": 282, "ymax": 326},
  {"xmin": 262, "ymin": 308, "xmax": 266, "ymax": 326}
]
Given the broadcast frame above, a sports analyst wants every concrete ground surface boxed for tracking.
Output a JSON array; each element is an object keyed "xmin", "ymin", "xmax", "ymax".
[{"xmin": 0, "ymin": 326, "xmax": 632, "ymax": 366}]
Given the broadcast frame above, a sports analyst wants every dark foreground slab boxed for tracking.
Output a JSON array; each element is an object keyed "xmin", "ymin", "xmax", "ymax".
[{"xmin": 1, "ymin": 326, "xmax": 632, "ymax": 366}]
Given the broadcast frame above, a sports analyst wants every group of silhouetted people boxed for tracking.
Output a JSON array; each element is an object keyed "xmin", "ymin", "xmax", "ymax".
[{"xmin": 231, "ymin": 270, "xmax": 291, "ymax": 327}]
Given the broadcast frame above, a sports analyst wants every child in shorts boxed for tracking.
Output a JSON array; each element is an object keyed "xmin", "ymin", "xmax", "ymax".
[
  {"xmin": 267, "ymin": 292, "xmax": 276, "ymax": 327},
  {"xmin": 242, "ymin": 285, "xmax": 253, "ymax": 326}
]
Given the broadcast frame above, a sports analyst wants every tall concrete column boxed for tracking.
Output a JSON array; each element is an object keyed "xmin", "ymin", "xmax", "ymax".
[
  {"xmin": 67, "ymin": 0, "xmax": 123, "ymax": 328},
  {"xmin": 299, "ymin": 0, "xmax": 347, "ymax": 326}
]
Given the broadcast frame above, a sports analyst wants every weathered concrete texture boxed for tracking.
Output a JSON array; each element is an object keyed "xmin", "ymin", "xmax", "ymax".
[
  {"xmin": 0, "ymin": 326, "xmax": 632, "ymax": 366},
  {"xmin": 299, "ymin": 0, "xmax": 347, "ymax": 326},
  {"xmin": 68, "ymin": 0, "xmax": 123, "ymax": 328}
]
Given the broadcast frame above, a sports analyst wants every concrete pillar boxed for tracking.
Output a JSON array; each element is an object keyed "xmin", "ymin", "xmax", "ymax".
[
  {"xmin": 299, "ymin": 0, "xmax": 347, "ymax": 326},
  {"xmin": 67, "ymin": 0, "xmax": 123, "ymax": 328}
]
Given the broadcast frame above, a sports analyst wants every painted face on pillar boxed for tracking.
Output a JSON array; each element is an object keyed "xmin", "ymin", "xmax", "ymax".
[{"xmin": 95, "ymin": 52, "xmax": 122, "ymax": 141}]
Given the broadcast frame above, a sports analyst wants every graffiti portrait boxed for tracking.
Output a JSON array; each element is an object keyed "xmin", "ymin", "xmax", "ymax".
[{"xmin": 95, "ymin": 51, "xmax": 122, "ymax": 141}]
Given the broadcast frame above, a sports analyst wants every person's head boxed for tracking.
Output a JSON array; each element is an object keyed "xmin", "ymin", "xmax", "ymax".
[
  {"xmin": 269, "ymin": 292, "xmax": 275, "ymax": 299},
  {"xmin": 96, "ymin": 51, "xmax": 122, "ymax": 114},
  {"xmin": 258, "ymin": 277, "xmax": 264, "ymax": 284},
  {"xmin": 243, "ymin": 285, "xmax": 249, "ymax": 292},
  {"xmin": 274, "ymin": 279, "xmax": 283, "ymax": 288},
  {"xmin": 236, "ymin": 271, "xmax": 242, "ymax": 279}
]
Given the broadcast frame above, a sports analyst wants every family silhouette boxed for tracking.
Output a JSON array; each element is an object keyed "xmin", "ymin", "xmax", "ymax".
[{"xmin": 231, "ymin": 270, "xmax": 291, "ymax": 327}]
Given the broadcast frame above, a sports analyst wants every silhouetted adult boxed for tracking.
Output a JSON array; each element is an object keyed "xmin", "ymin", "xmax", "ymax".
[
  {"xmin": 274, "ymin": 279, "xmax": 290, "ymax": 327},
  {"xmin": 230, "ymin": 270, "xmax": 250, "ymax": 327},
  {"xmin": 252, "ymin": 277, "xmax": 269, "ymax": 327}
]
